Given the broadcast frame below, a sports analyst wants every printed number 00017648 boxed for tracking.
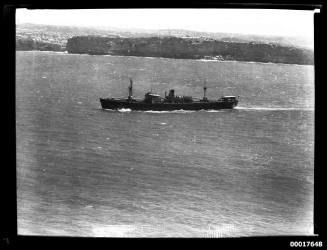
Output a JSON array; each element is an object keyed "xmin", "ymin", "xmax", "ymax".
[{"xmin": 290, "ymin": 242, "xmax": 323, "ymax": 247}]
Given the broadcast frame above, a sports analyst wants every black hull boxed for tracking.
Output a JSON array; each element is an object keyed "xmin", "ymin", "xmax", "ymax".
[{"xmin": 100, "ymin": 98, "xmax": 238, "ymax": 111}]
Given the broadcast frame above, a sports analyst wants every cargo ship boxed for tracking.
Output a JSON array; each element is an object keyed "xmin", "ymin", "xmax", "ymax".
[{"xmin": 100, "ymin": 79, "xmax": 238, "ymax": 111}]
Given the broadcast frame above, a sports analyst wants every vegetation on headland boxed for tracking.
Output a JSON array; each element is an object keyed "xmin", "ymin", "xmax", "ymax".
[
  {"xmin": 66, "ymin": 36, "xmax": 314, "ymax": 65},
  {"xmin": 16, "ymin": 23, "xmax": 314, "ymax": 65}
]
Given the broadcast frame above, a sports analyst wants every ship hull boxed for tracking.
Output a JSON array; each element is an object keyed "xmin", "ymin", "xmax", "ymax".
[{"xmin": 100, "ymin": 99, "xmax": 238, "ymax": 111}]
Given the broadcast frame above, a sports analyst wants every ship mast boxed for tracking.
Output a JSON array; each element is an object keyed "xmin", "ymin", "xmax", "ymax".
[
  {"xmin": 128, "ymin": 78, "xmax": 133, "ymax": 101},
  {"xmin": 203, "ymin": 79, "xmax": 208, "ymax": 101}
]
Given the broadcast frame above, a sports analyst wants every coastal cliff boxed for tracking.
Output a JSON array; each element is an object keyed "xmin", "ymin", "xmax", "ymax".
[
  {"xmin": 16, "ymin": 38, "xmax": 66, "ymax": 52},
  {"xmin": 15, "ymin": 24, "xmax": 314, "ymax": 65},
  {"xmin": 66, "ymin": 36, "xmax": 314, "ymax": 65}
]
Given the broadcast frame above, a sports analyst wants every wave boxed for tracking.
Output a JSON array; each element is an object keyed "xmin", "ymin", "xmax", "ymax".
[
  {"xmin": 92, "ymin": 225, "xmax": 137, "ymax": 237},
  {"xmin": 21, "ymin": 50, "xmax": 68, "ymax": 54},
  {"xmin": 197, "ymin": 58, "xmax": 305, "ymax": 66},
  {"xmin": 19, "ymin": 51, "xmax": 313, "ymax": 66}
]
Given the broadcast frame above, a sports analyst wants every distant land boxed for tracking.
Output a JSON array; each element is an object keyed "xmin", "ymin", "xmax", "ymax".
[{"xmin": 16, "ymin": 23, "xmax": 314, "ymax": 65}]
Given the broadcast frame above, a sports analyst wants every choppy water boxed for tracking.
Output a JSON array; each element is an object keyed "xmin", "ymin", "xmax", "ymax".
[{"xmin": 16, "ymin": 51, "xmax": 314, "ymax": 237}]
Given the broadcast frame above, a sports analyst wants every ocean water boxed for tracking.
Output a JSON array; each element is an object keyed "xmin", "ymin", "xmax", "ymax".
[{"xmin": 16, "ymin": 51, "xmax": 314, "ymax": 237}]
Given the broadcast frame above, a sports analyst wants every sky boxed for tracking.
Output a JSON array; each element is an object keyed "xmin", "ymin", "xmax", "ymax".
[{"xmin": 16, "ymin": 8, "xmax": 316, "ymax": 38}]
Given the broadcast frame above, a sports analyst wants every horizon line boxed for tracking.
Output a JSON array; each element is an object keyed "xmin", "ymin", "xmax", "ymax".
[{"xmin": 16, "ymin": 22, "xmax": 311, "ymax": 40}]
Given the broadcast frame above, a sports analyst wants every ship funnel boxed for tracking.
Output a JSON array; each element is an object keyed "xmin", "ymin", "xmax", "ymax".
[{"xmin": 169, "ymin": 89, "xmax": 175, "ymax": 98}]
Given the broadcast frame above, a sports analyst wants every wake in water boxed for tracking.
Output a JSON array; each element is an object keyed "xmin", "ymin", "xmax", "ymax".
[
  {"xmin": 101, "ymin": 108, "xmax": 132, "ymax": 113},
  {"xmin": 101, "ymin": 107, "xmax": 314, "ymax": 113},
  {"xmin": 101, "ymin": 108, "xmax": 229, "ymax": 114},
  {"xmin": 235, "ymin": 106, "xmax": 314, "ymax": 111},
  {"xmin": 145, "ymin": 110, "xmax": 196, "ymax": 114},
  {"xmin": 117, "ymin": 108, "xmax": 132, "ymax": 113}
]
